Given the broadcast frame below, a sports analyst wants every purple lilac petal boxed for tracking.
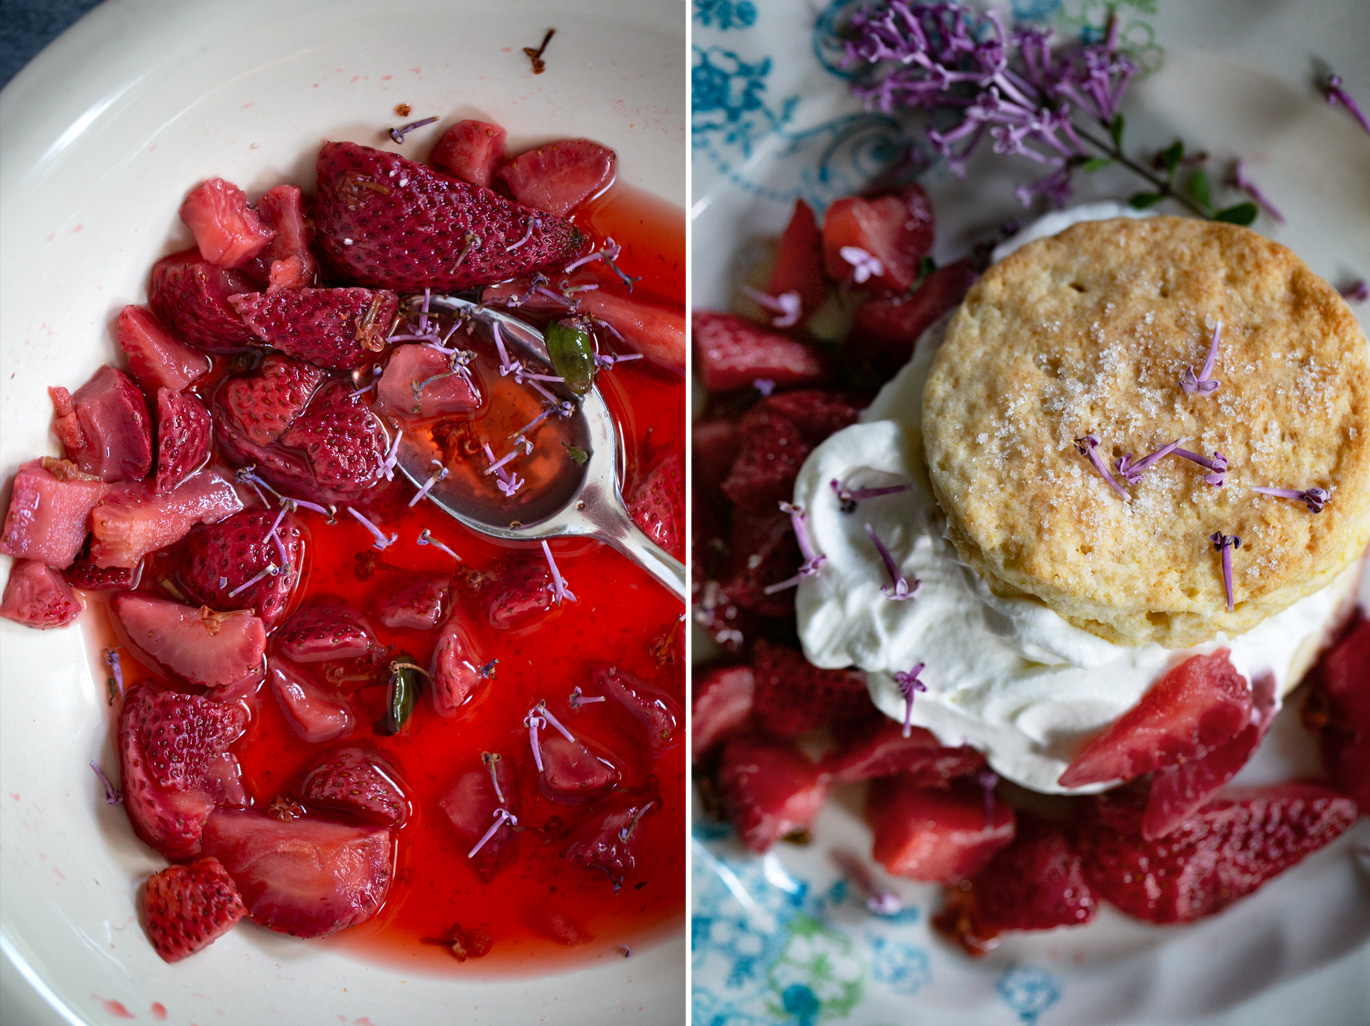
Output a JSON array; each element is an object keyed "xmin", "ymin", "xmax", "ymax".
[{"xmin": 1075, "ymin": 434, "xmax": 1129, "ymax": 498}]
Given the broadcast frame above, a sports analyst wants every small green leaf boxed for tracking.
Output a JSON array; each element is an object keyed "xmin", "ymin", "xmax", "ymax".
[
  {"xmin": 563, "ymin": 442, "xmax": 589, "ymax": 465},
  {"xmin": 910, "ymin": 255, "xmax": 937, "ymax": 291},
  {"xmin": 380, "ymin": 654, "xmax": 423, "ymax": 735},
  {"xmin": 1109, "ymin": 113, "xmax": 1126, "ymax": 147},
  {"xmin": 1128, "ymin": 191, "xmax": 1164, "ymax": 209},
  {"xmin": 1081, "ymin": 157, "xmax": 1113, "ymax": 173},
  {"xmin": 545, "ymin": 319, "xmax": 597, "ymax": 395},
  {"xmin": 1160, "ymin": 140, "xmax": 1184, "ymax": 175},
  {"xmin": 1214, "ymin": 202, "xmax": 1259, "ymax": 226},
  {"xmin": 1189, "ymin": 170, "xmax": 1212, "ymax": 210}
]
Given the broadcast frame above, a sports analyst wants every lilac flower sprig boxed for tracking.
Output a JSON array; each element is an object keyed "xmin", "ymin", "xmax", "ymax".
[
  {"xmin": 763, "ymin": 502, "xmax": 827, "ymax": 595},
  {"xmin": 1179, "ymin": 323, "xmax": 1222, "ymax": 396},
  {"xmin": 1324, "ymin": 73, "xmax": 1370, "ymax": 134},
  {"xmin": 1075, "ymin": 434, "xmax": 1129, "ymax": 498},
  {"xmin": 1211, "ymin": 531, "xmax": 1241, "ymax": 611},
  {"xmin": 831, "ymin": 476, "xmax": 912, "ymax": 513},
  {"xmin": 865, "ymin": 523, "xmax": 920, "ymax": 601},
  {"xmin": 892, "ymin": 662, "xmax": 928, "ymax": 737},
  {"xmin": 1250, "ymin": 485, "xmax": 1330, "ymax": 513}
]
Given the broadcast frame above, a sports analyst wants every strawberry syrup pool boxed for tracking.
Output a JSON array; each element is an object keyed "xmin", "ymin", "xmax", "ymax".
[{"xmin": 88, "ymin": 183, "xmax": 686, "ymax": 973}]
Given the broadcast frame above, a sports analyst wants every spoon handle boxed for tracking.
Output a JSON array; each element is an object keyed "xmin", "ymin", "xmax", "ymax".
[{"xmin": 586, "ymin": 503, "xmax": 686, "ymax": 601}]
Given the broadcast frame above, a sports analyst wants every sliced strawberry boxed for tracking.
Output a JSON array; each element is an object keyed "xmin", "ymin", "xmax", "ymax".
[
  {"xmin": 966, "ymin": 818, "xmax": 1096, "ymax": 935},
  {"xmin": 750, "ymin": 639, "xmax": 870, "ymax": 737},
  {"xmin": 89, "ymin": 472, "xmax": 242, "ymax": 569},
  {"xmin": 430, "ymin": 610, "xmax": 491, "ymax": 716},
  {"xmin": 298, "ymin": 746, "xmax": 409, "ymax": 826},
  {"xmin": 1058, "ymin": 650, "xmax": 1252, "ymax": 788},
  {"xmin": 850, "ymin": 260, "xmax": 977, "ymax": 378},
  {"xmin": 628, "ymin": 448, "xmax": 684, "ymax": 555},
  {"xmin": 49, "ymin": 365, "xmax": 153, "ymax": 482},
  {"xmin": 274, "ymin": 603, "xmax": 377, "ymax": 663},
  {"xmin": 268, "ymin": 660, "xmax": 354, "ymax": 743},
  {"xmin": 378, "ymin": 574, "xmax": 450, "ymax": 629},
  {"xmin": 716, "ymin": 506, "xmax": 803, "ymax": 618},
  {"xmin": 229, "ymin": 287, "xmax": 399, "ymax": 370},
  {"xmin": 761, "ymin": 389, "xmax": 866, "ymax": 445},
  {"xmin": 439, "ymin": 753, "xmax": 519, "ymax": 881},
  {"xmin": 498, "ymin": 138, "xmax": 616, "ymax": 217},
  {"xmin": 113, "ymin": 594, "xmax": 266, "ymax": 690},
  {"xmin": 485, "ymin": 561, "xmax": 555, "ymax": 630},
  {"xmin": 118, "ymin": 683, "xmax": 245, "ymax": 858},
  {"xmin": 719, "ymin": 408, "xmax": 812, "ymax": 514},
  {"xmin": 65, "ymin": 555, "xmax": 140, "ymax": 592},
  {"xmin": 693, "ymin": 418, "xmax": 740, "ymax": 510},
  {"xmin": 142, "ymin": 856, "xmax": 247, "ymax": 962},
  {"xmin": 249, "ymin": 184, "xmax": 317, "ymax": 290},
  {"xmin": 563, "ymin": 793, "xmax": 656, "ymax": 891},
  {"xmin": 536, "ymin": 730, "xmax": 619, "ymax": 806},
  {"xmin": 431, "ymin": 119, "xmax": 508, "ymax": 189},
  {"xmin": 691, "ymin": 664, "xmax": 755, "ymax": 762},
  {"xmin": 590, "ymin": 664, "xmax": 682, "ymax": 755},
  {"xmin": 1, "ymin": 458, "xmax": 109, "ymax": 568},
  {"xmin": 576, "ymin": 290, "xmax": 686, "ymax": 375},
  {"xmin": 1080, "ymin": 783, "xmax": 1357, "ymax": 924},
  {"xmin": 373, "ymin": 343, "xmax": 482, "ymax": 420},
  {"xmin": 692, "ymin": 578, "xmax": 763, "ymax": 654},
  {"xmin": 179, "ymin": 178, "xmax": 273, "ymax": 267},
  {"xmin": 116, "ymin": 306, "xmax": 211, "ymax": 395},
  {"xmin": 822, "ymin": 718, "xmax": 985, "ymax": 785},
  {"xmin": 199, "ymin": 811, "xmax": 393, "ymax": 938},
  {"xmin": 217, "ymin": 352, "xmax": 326, "ymax": 448},
  {"xmin": 270, "ymin": 382, "xmax": 391, "ymax": 504},
  {"xmin": 148, "ymin": 250, "xmax": 259, "ymax": 352},
  {"xmin": 1306, "ymin": 614, "xmax": 1370, "ymax": 809},
  {"xmin": 717, "ymin": 733, "xmax": 830, "ymax": 853},
  {"xmin": 0, "ymin": 559, "xmax": 83, "ymax": 628},
  {"xmin": 174, "ymin": 509, "xmax": 306, "ymax": 625},
  {"xmin": 153, "ymin": 387, "xmax": 212, "ymax": 494},
  {"xmin": 821, "ymin": 184, "xmax": 935, "ymax": 291},
  {"xmin": 693, "ymin": 311, "xmax": 828, "ymax": 393},
  {"xmin": 868, "ymin": 776, "xmax": 1015, "ymax": 884},
  {"xmin": 765, "ymin": 199, "xmax": 827, "ymax": 320},
  {"xmin": 314, "ymin": 141, "xmax": 586, "ymax": 290}
]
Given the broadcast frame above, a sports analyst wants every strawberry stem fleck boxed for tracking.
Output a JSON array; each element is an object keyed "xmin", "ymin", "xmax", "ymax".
[
  {"xmin": 893, "ymin": 662, "xmax": 927, "ymax": 737},
  {"xmin": 1211, "ymin": 531, "xmax": 1241, "ymax": 611},
  {"xmin": 865, "ymin": 523, "xmax": 920, "ymax": 602}
]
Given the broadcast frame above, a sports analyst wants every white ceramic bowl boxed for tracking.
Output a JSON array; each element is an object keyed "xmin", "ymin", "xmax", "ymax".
[{"xmin": 0, "ymin": 1, "xmax": 685, "ymax": 1023}]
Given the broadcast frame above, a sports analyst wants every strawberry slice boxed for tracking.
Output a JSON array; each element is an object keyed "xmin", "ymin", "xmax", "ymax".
[
  {"xmin": 563, "ymin": 792, "xmax": 657, "ymax": 891},
  {"xmin": 719, "ymin": 408, "xmax": 812, "ymax": 514},
  {"xmin": 153, "ymin": 387, "xmax": 213, "ymax": 494},
  {"xmin": 217, "ymin": 352, "xmax": 326, "ymax": 448},
  {"xmin": 536, "ymin": 730, "xmax": 620, "ymax": 806},
  {"xmin": 692, "ymin": 311, "xmax": 828, "ymax": 393},
  {"xmin": 750, "ymin": 639, "xmax": 871, "ymax": 737},
  {"xmin": 229, "ymin": 287, "xmax": 399, "ymax": 370},
  {"xmin": 430, "ymin": 610, "xmax": 491, "ymax": 716},
  {"xmin": 275, "ymin": 603, "xmax": 378, "ymax": 663},
  {"xmin": 1, "ymin": 458, "xmax": 109, "ymax": 568},
  {"xmin": 691, "ymin": 664, "xmax": 755, "ymax": 762},
  {"xmin": 693, "ymin": 418, "xmax": 740, "ymax": 510},
  {"xmin": 821, "ymin": 184, "xmax": 934, "ymax": 292},
  {"xmin": 1306, "ymin": 614, "xmax": 1370, "ymax": 809},
  {"xmin": 867, "ymin": 776, "xmax": 1015, "ymax": 884},
  {"xmin": 299, "ymin": 747, "xmax": 409, "ymax": 826},
  {"xmin": 149, "ymin": 250, "xmax": 259, "ymax": 351},
  {"xmin": 65, "ymin": 555, "xmax": 140, "ymax": 593},
  {"xmin": 50, "ymin": 365, "xmax": 153, "ymax": 482},
  {"xmin": 1058, "ymin": 650, "xmax": 1252, "ymax": 789},
  {"xmin": 314, "ymin": 141, "xmax": 586, "ymax": 290},
  {"xmin": 268, "ymin": 660, "xmax": 354, "ymax": 743},
  {"xmin": 498, "ymin": 138, "xmax": 616, "ymax": 217},
  {"xmin": 1081, "ymin": 783, "xmax": 1357, "ymax": 923},
  {"xmin": 485, "ymin": 561, "xmax": 556, "ymax": 630},
  {"xmin": 378, "ymin": 574, "xmax": 450, "ymax": 629},
  {"xmin": 270, "ymin": 381, "xmax": 391, "ymax": 504},
  {"xmin": 174, "ymin": 509, "xmax": 306, "ymax": 626},
  {"xmin": 576, "ymin": 290, "xmax": 687, "ymax": 375},
  {"xmin": 628, "ymin": 448, "xmax": 684, "ymax": 555},
  {"xmin": 765, "ymin": 199, "xmax": 827, "ymax": 320},
  {"xmin": 431, "ymin": 119, "xmax": 508, "ymax": 189},
  {"xmin": 590, "ymin": 664, "xmax": 682, "ymax": 755},
  {"xmin": 715, "ymin": 506, "xmax": 804, "ymax": 618},
  {"xmin": 961, "ymin": 818, "xmax": 1096, "ymax": 937},
  {"xmin": 374, "ymin": 343, "xmax": 482, "ymax": 421},
  {"xmin": 762, "ymin": 389, "xmax": 867, "ymax": 445},
  {"xmin": 142, "ymin": 856, "xmax": 247, "ymax": 962},
  {"xmin": 199, "ymin": 811, "xmax": 393, "ymax": 938},
  {"xmin": 717, "ymin": 733, "xmax": 830, "ymax": 853},
  {"xmin": 249, "ymin": 184, "xmax": 317, "ymax": 290},
  {"xmin": 439, "ymin": 753, "xmax": 519, "ymax": 881},
  {"xmin": 822, "ymin": 718, "xmax": 985, "ymax": 785},
  {"xmin": 113, "ymin": 594, "xmax": 266, "ymax": 690},
  {"xmin": 116, "ymin": 306, "xmax": 211, "ymax": 395},
  {"xmin": 850, "ymin": 259, "xmax": 977, "ymax": 378},
  {"xmin": 118, "ymin": 683, "xmax": 245, "ymax": 858},
  {"xmin": 0, "ymin": 559, "xmax": 83, "ymax": 628},
  {"xmin": 89, "ymin": 472, "xmax": 243, "ymax": 569},
  {"xmin": 179, "ymin": 178, "xmax": 274, "ymax": 268}
]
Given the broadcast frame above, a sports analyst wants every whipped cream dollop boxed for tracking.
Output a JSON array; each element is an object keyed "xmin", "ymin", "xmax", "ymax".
[{"xmin": 793, "ymin": 208, "xmax": 1358, "ymax": 794}]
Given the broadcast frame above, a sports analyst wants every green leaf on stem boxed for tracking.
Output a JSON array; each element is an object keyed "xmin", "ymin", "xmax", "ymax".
[
  {"xmin": 1129, "ymin": 191, "xmax": 1164, "ymax": 209},
  {"xmin": 1082, "ymin": 157, "xmax": 1113, "ymax": 173},
  {"xmin": 1189, "ymin": 170, "xmax": 1212, "ymax": 210},
  {"xmin": 1160, "ymin": 141, "xmax": 1185, "ymax": 175},
  {"xmin": 1109, "ymin": 113, "xmax": 1126, "ymax": 148},
  {"xmin": 1214, "ymin": 202, "xmax": 1259, "ymax": 226}
]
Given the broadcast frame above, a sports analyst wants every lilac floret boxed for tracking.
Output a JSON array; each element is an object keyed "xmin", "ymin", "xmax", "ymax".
[
  {"xmin": 541, "ymin": 540, "xmax": 578, "ymax": 604},
  {"xmin": 1115, "ymin": 439, "xmax": 1181, "ymax": 486},
  {"xmin": 1340, "ymin": 280, "xmax": 1368, "ymax": 303},
  {"xmin": 90, "ymin": 761, "xmax": 122, "ymax": 805},
  {"xmin": 1228, "ymin": 162, "xmax": 1285, "ymax": 223},
  {"xmin": 1180, "ymin": 323, "xmax": 1222, "ymax": 395},
  {"xmin": 1074, "ymin": 434, "xmax": 1129, "ymax": 498},
  {"xmin": 831, "ymin": 476, "xmax": 913, "ymax": 512},
  {"xmin": 1211, "ymin": 531, "xmax": 1241, "ymax": 612},
  {"xmin": 865, "ymin": 523, "xmax": 920, "ymax": 602},
  {"xmin": 763, "ymin": 502, "xmax": 827, "ymax": 595},
  {"xmin": 1324, "ymin": 73, "xmax": 1370, "ymax": 134},
  {"xmin": 892, "ymin": 662, "xmax": 927, "ymax": 738},
  {"xmin": 740, "ymin": 285, "xmax": 803, "ymax": 329},
  {"xmin": 1174, "ymin": 447, "xmax": 1228, "ymax": 487},
  {"xmin": 1250, "ymin": 485, "xmax": 1330, "ymax": 513},
  {"xmin": 347, "ymin": 506, "xmax": 397, "ymax": 550}
]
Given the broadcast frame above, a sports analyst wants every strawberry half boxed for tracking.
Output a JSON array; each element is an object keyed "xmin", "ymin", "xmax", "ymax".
[
  {"xmin": 1306, "ymin": 613, "xmax": 1370, "ymax": 810},
  {"xmin": 628, "ymin": 448, "xmax": 684, "ymax": 555},
  {"xmin": 50, "ymin": 365, "xmax": 153, "ymax": 483},
  {"xmin": 0, "ymin": 458, "xmax": 109, "ymax": 568},
  {"xmin": 822, "ymin": 718, "xmax": 985, "ymax": 785},
  {"xmin": 175, "ymin": 509, "xmax": 306, "ymax": 626},
  {"xmin": 497, "ymin": 138, "xmax": 616, "ymax": 217},
  {"xmin": 849, "ymin": 259, "xmax": 977, "ymax": 378},
  {"xmin": 378, "ymin": 574, "xmax": 450, "ymax": 629},
  {"xmin": 313, "ymin": 141, "xmax": 586, "ymax": 290},
  {"xmin": 536, "ymin": 731, "xmax": 620, "ymax": 806},
  {"xmin": 229, "ymin": 287, "xmax": 399, "ymax": 370},
  {"xmin": 217, "ymin": 353, "xmax": 327, "ymax": 448},
  {"xmin": 440, "ymin": 754, "xmax": 519, "ymax": 882},
  {"xmin": 692, "ymin": 311, "xmax": 828, "ymax": 393},
  {"xmin": 116, "ymin": 305, "xmax": 211, "ymax": 395},
  {"xmin": 275, "ymin": 603, "xmax": 378, "ymax": 663},
  {"xmin": 149, "ymin": 250, "xmax": 259, "ymax": 352},
  {"xmin": 0, "ymin": 559, "xmax": 84, "ymax": 628},
  {"xmin": 750, "ymin": 639, "xmax": 871, "ymax": 737},
  {"xmin": 867, "ymin": 776, "xmax": 1015, "ymax": 884},
  {"xmin": 142, "ymin": 856, "xmax": 247, "ymax": 962},
  {"xmin": 268, "ymin": 660, "xmax": 354, "ymax": 743},
  {"xmin": 430, "ymin": 610, "xmax": 491, "ymax": 717},
  {"xmin": 563, "ymin": 792, "xmax": 657, "ymax": 891},
  {"xmin": 179, "ymin": 178, "xmax": 274, "ymax": 269},
  {"xmin": 112, "ymin": 594, "xmax": 266, "ymax": 690},
  {"xmin": 248, "ymin": 184, "xmax": 317, "ymax": 290},
  {"xmin": 298, "ymin": 746, "xmax": 410, "ymax": 826},
  {"xmin": 153, "ymin": 387, "xmax": 213, "ymax": 494},
  {"xmin": 716, "ymin": 733, "xmax": 830, "ymax": 853},
  {"xmin": 590, "ymin": 664, "xmax": 682, "ymax": 755}
]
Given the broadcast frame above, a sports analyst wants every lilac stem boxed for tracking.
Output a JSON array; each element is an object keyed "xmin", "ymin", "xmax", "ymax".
[
  {"xmin": 1173, "ymin": 448, "xmax": 1228, "ymax": 487},
  {"xmin": 536, "ymin": 701, "xmax": 576, "ymax": 742},
  {"xmin": 347, "ymin": 507, "xmax": 397, "ymax": 549},
  {"xmin": 90, "ymin": 761, "xmax": 122, "ymax": 805},
  {"xmin": 830, "ymin": 477, "xmax": 911, "ymax": 512},
  {"xmin": 1115, "ymin": 439, "xmax": 1181, "ymax": 486},
  {"xmin": 1180, "ymin": 323, "xmax": 1222, "ymax": 395},
  {"xmin": 740, "ymin": 284, "xmax": 802, "ymax": 328},
  {"xmin": 416, "ymin": 529, "xmax": 461, "ymax": 560}
]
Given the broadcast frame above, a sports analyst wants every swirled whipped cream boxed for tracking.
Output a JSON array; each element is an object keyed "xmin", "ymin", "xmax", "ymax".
[{"xmin": 793, "ymin": 208, "xmax": 1359, "ymax": 794}]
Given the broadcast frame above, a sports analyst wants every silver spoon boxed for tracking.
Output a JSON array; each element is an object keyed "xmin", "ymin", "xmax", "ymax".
[{"xmin": 392, "ymin": 295, "xmax": 685, "ymax": 600}]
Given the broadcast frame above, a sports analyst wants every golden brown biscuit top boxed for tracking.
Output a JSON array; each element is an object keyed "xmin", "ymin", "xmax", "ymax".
[{"xmin": 922, "ymin": 216, "xmax": 1370, "ymax": 648}]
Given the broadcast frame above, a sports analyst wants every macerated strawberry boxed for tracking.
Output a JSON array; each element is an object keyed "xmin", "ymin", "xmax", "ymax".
[
  {"xmin": 628, "ymin": 449, "xmax": 684, "ymax": 554},
  {"xmin": 299, "ymin": 747, "xmax": 409, "ymax": 826},
  {"xmin": 719, "ymin": 408, "xmax": 812, "ymax": 514},
  {"xmin": 179, "ymin": 178, "xmax": 274, "ymax": 268},
  {"xmin": 1, "ymin": 458, "xmax": 109, "ymax": 568},
  {"xmin": 1080, "ymin": 783, "xmax": 1357, "ymax": 924},
  {"xmin": 850, "ymin": 259, "xmax": 977, "ymax": 377},
  {"xmin": 199, "ymin": 811, "xmax": 393, "ymax": 938},
  {"xmin": 691, "ymin": 664, "xmax": 755, "ymax": 762},
  {"xmin": 249, "ymin": 184, "xmax": 317, "ymax": 290},
  {"xmin": 142, "ymin": 856, "xmax": 247, "ymax": 962},
  {"xmin": 430, "ymin": 610, "xmax": 491, "ymax": 716},
  {"xmin": 217, "ymin": 353, "xmax": 326, "ymax": 448},
  {"xmin": 149, "ymin": 250, "xmax": 260, "ymax": 351},
  {"xmin": 693, "ymin": 311, "xmax": 828, "ymax": 393},
  {"xmin": 374, "ymin": 343, "xmax": 482, "ymax": 421},
  {"xmin": 692, "ymin": 578, "xmax": 763, "ymax": 654},
  {"xmin": 50, "ymin": 365, "xmax": 153, "ymax": 483},
  {"xmin": 1306, "ymin": 614, "xmax": 1370, "ymax": 809},
  {"xmin": 89, "ymin": 473, "xmax": 243, "ymax": 569},
  {"xmin": 314, "ymin": 141, "xmax": 585, "ymax": 290},
  {"xmin": 765, "ymin": 199, "xmax": 827, "ymax": 320},
  {"xmin": 116, "ymin": 305, "xmax": 211, "ymax": 395},
  {"xmin": 379, "ymin": 574, "xmax": 450, "ymax": 629},
  {"xmin": 65, "ymin": 555, "xmax": 140, "ymax": 592},
  {"xmin": 563, "ymin": 793, "xmax": 656, "ymax": 891},
  {"xmin": 498, "ymin": 138, "xmax": 616, "ymax": 217},
  {"xmin": 761, "ymin": 389, "xmax": 867, "ymax": 445},
  {"xmin": 717, "ymin": 733, "xmax": 830, "ymax": 853},
  {"xmin": 270, "ymin": 382, "xmax": 391, "ymax": 504},
  {"xmin": 822, "ymin": 718, "xmax": 985, "ymax": 785},
  {"xmin": 275, "ymin": 603, "xmax": 377, "ymax": 663},
  {"xmin": 268, "ymin": 660, "xmax": 354, "ymax": 743},
  {"xmin": 175, "ymin": 509, "xmax": 306, "ymax": 626},
  {"xmin": 868, "ymin": 776, "xmax": 1015, "ymax": 884},
  {"xmin": 591, "ymin": 664, "xmax": 682, "ymax": 754},
  {"xmin": 1058, "ymin": 650, "xmax": 1252, "ymax": 788},
  {"xmin": 692, "ymin": 418, "xmax": 740, "ymax": 510},
  {"xmin": 536, "ymin": 730, "xmax": 620, "ymax": 806},
  {"xmin": 821, "ymin": 184, "xmax": 934, "ymax": 291},
  {"xmin": 485, "ymin": 561, "xmax": 556, "ymax": 630},
  {"xmin": 440, "ymin": 754, "xmax": 519, "ymax": 881},
  {"xmin": 716, "ymin": 506, "xmax": 803, "ymax": 618},
  {"xmin": 229, "ymin": 287, "xmax": 399, "ymax": 370},
  {"xmin": 0, "ymin": 559, "xmax": 84, "ymax": 628},
  {"xmin": 154, "ymin": 387, "xmax": 213, "ymax": 494},
  {"xmin": 576, "ymin": 290, "xmax": 687, "ymax": 375},
  {"xmin": 431, "ymin": 119, "xmax": 508, "ymax": 189},
  {"xmin": 968, "ymin": 818, "xmax": 1096, "ymax": 934},
  {"xmin": 113, "ymin": 594, "xmax": 266, "ymax": 690},
  {"xmin": 750, "ymin": 639, "xmax": 870, "ymax": 737}
]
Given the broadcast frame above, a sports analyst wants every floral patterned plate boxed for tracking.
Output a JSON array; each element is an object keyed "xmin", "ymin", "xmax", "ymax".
[{"xmin": 691, "ymin": 2, "xmax": 1370, "ymax": 1023}]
